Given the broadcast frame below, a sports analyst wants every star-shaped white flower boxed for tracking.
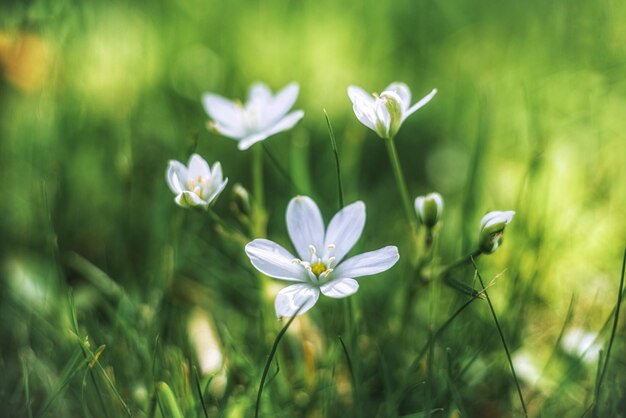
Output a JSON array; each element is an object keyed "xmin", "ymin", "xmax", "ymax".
[
  {"xmin": 347, "ymin": 82, "xmax": 437, "ymax": 139},
  {"xmin": 202, "ymin": 82, "xmax": 304, "ymax": 151},
  {"xmin": 245, "ymin": 196, "xmax": 400, "ymax": 318},
  {"xmin": 166, "ymin": 154, "xmax": 228, "ymax": 209}
]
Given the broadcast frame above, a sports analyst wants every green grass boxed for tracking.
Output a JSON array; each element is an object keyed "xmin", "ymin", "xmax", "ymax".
[{"xmin": 1, "ymin": 0, "xmax": 626, "ymax": 417}]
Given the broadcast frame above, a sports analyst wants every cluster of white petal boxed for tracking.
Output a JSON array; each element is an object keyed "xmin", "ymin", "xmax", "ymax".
[{"xmin": 164, "ymin": 80, "xmax": 518, "ymax": 319}]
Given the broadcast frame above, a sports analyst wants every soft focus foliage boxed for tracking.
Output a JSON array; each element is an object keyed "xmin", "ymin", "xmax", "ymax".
[{"xmin": 1, "ymin": 0, "xmax": 625, "ymax": 417}]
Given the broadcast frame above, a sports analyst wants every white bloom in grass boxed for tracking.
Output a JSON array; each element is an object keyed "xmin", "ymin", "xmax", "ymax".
[
  {"xmin": 166, "ymin": 153, "xmax": 228, "ymax": 209},
  {"xmin": 415, "ymin": 192, "xmax": 444, "ymax": 228},
  {"xmin": 478, "ymin": 210, "xmax": 515, "ymax": 253},
  {"xmin": 347, "ymin": 82, "xmax": 437, "ymax": 139},
  {"xmin": 202, "ymin": 82, "xmax": 304, "ymax": 151},
  {"xmin": 245, "ymin": 196, "xmax": 400, "ymax": 318},
  {"xmin": 561, "ymin": 328, "xmax": 602, "ymax": 364}
]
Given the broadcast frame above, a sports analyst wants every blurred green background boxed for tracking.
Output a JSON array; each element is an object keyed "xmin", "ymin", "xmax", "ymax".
[{"xmin": 1, "ymin": 0, "xmax": 625, "ymax": 417}]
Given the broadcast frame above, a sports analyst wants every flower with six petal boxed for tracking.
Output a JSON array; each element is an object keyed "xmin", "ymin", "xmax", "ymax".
[
  {"xmin": 245, "ymin": 196, "xmax": 400, "ymax": 318},
  {"xmin": 166, "ymin": 154, "xmax": 228, "ymax": 209},
  {"xmin": 478, "ymin": 210, "xmax": 515, "ymax": 253},
  {"xmin": 202, "ymin": 82, "xmax": 304, "ymax": 151},
  {"xmin": 347, "ymin": 82, "xmax": 437, "ymax": 139}
]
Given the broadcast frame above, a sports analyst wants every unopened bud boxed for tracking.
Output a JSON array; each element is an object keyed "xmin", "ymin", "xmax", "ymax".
[
  {"xmin": 478, "ymin": 210, "xmax": 515, "ymax": 253},
  {"xmin": 414, "ymin": 192, "xmax": 444, "ymax": 228},
  {"xmin": 231, "ymin": 183, "xmax": 251, "ymax": 216}
]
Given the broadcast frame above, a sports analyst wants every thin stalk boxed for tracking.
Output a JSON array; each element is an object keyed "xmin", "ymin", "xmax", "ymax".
[
  {"xmin": 396, "ymin": 296, "xmax": 478, "ymax": 408},
  {"xmin": 591, "ymin": 246, "xmax": 626, "ymax": 417},
  {"xmin": 471, "ymin": 258, "xmax": 528, "ymax": 417},
  {"xmin": 255, "ymin": 309, "xmax": 303, "ymax": 418},
  {"xmin": 339, "ymin": 335, "xmax": 361, "ymax": 418},
  {"xmin": 252, "ymin": 145, "xmax": 267, "ymax": 238},
  {"xmin": 383, "ymin": 137, "xmax": 418, "ymax": 240},
  {"xmin": 324, "ymin": 109, "xmax": 344, "ymax": 210},
  {"xmin": 262, "ymin": 144, "xmax": 302, "ymax": 196}
]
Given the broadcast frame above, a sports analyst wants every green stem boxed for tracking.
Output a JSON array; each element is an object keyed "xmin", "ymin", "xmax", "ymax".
[
  {"xmin": 255, "ymin": 312, "xmax": 301, "ymax": 418},
  {"xmin": 383, "ymin": 137, "xmax": 418, "ymax": 240},
  {"xmin": 252, "ymin": 145, "xmax": 267, "ymax": 238},
  {"xmin": 471, "ymin": 258, "xmax": 528, "ymax": 417}
]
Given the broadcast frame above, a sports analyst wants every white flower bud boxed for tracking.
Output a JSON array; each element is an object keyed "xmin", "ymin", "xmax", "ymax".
[
  {"xmin": 414, "ymin": 192, "xmax": 444, "ymax": 228},
  {"xmin": 478, "ymin": 210, "xmax": 515, "ymax": 253}
]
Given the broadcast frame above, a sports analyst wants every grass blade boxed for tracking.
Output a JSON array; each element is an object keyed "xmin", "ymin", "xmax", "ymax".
[
  {"xmin": 324, "ymin": 109, "xmax": 344, "ymax": 210},
  {"xmin": 471, "ymin": 258, "xmax": 528, "ymax": 417},
  {"xmin": 591, "ymin": 246, "xmax": 626, "ymax": 417},
  {"xmin": 255, "ymin": 306, "xmax": 304, "ymax": 418}
]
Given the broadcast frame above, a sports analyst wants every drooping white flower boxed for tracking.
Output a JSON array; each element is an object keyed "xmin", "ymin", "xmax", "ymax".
[
  {"xmin": 202, "ymin": 82, "xmax": 304, "ymax": 151},
  {"xmin": 347, "ymin": 82, "xmax": 437, "ymax": 139},
  {"xmin": 478, "ymin": 210, "xmax": 515, "ymax": 253},
  {"xmin": 414, "ymin": 192, "xmax": 444, "ymax": 228},
  {"xmin": 166, "ymin": 153, "xmax": 228, "ymax": 209},
  {"xmin": 245, "ymin": 196, "xmax": 400, "ymax": 318}
]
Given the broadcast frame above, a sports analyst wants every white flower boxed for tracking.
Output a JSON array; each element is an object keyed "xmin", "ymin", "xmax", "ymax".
[
  {"xmin": 166, "ymin": 153, "xmax": 228, "ymax": 209},
  {"xmin": 202, "ymin": 82, "xmax": 304, "ymax": 151},
  {"xmin": 347, "ymin": 82, "xmax": 437, "ymax": 139},
  {"xmin": 245, "ymin": 196, "xmax": 400, "ymax": 318},
  {"xmin": 414, "ymin": 192, "xmax": 444, "ymax": 228},
  {"xmin": 478, "ymin": 210, "xmax": 515, "ymax": 253},
  {"xmin": 561, "ymin": 328, "xmax": 602, "ymax": 364}
]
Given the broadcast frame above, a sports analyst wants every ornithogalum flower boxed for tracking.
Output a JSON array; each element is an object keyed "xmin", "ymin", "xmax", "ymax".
[
  {"xmin": 245, "ymin": 196, "xmax": 400, "ymax": 318},
  {"xmin": 478, "ymin": 210, "xmax": 515, "ymax": 253},
  {"xmin": 202, "ymin": 82, "xmax": 304, "ymax": 151},
  {"xmin": 347, "ymin": 82, "xmax": 437, "ymax": 139},
  {"xmin": 166, "ymin": 154, "xmax": 228, "ymax": 209}
]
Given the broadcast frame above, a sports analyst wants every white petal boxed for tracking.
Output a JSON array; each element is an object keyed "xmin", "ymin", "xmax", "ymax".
[
  {"xmin": 210, "ymin": 162, "xmax": 223, "ymax": 184},
  {"xmin": 166, "ymin": 160, "xmax": 187, "ymax": 194},
  {"xmin": 202, "ymin": 94, "xmax": 245, "ymax": 131},
  {"xmin": 403, "ymin": 88, "xmax": 437, "ymax": 121},
  {"xmin": 274, "ymin": 284, "xmax": 320, "ymax": 318},
  {"xmin": 480, "ymin": 210, "xmax": 515, "ymax": 230},
  {"xmin": 286, "ymin": 196, "xmax": 325, "ymax": 261},
  {"xmin": 268, "ymin": 82, "xmax": 299, "ymax": 123},
  {"xmin": 384, "ymin": 82, "xmax": 411, "ymax": 110},
  {"xmin": 352, "ymin": 97, "xmax": 377, "ymax": 131},
  {"xmin": 374, "ymin": 99, "xmax": 391, "ymax": 137},
  {"xmin": 248, "ymin": 82, "xmax": 273, "ymax": 106},
  {"xmin": 175, "ymin": 191, "xmax": 207, "ymax": 208},
  {"xmin": 347, "ymin": 85, "xmax": 375, "ymax": 106},
  {"xmin": 206, "ymin": 178, "xmax": 228, "ymax": 205},
  {"xmin": 320, "ymin": 278, "xmax": 359, "ymax": 299},
  {"xmin": 333, "ymin": 246, "xmax": 400, "ymax": 278},
  {"xmin": 188, "ymin": 154, "xmax": 211, "ymax": 179},
  {"xmin": 237, "ymin": 110, "xmax": 304, "ymax": 151},
  {"xmin": 210, "ymin": 120, "xmax": 246, "ymax": 139},
  {"xmin": 245, "ymin": 239, "xmax": 308, "ymax": 282},
  {"xmin": 324, "ymin": 201, "xmax": 365, "ymax": 263}
]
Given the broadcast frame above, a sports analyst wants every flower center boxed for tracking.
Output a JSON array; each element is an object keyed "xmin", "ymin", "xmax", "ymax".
[
  {"xmin": 310, "ymin": 262, "xmax": 327, "ymax": 277},
  {"xmin": 292, "ymin": 244, "xmax": 337, "ymax": 282},
  {"xmin": 187, "ymin": 175, "xmax": 211, "ymax": 199}
]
